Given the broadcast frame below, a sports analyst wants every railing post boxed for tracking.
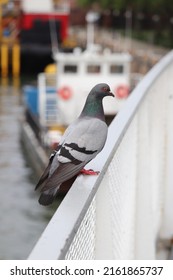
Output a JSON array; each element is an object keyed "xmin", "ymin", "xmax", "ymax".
[
  {"xmin": 160, "ymin": 63, "xmax": 173, "ymax": 239},
  {"xmin": 38, "ymin": 73, "xmax": 46, "ymax": 127}
]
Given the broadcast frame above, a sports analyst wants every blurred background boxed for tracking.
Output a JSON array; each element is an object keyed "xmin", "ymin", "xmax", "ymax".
[{"xmin": 0, "ymin": 0, "xmax": 172, "ymax": 259}]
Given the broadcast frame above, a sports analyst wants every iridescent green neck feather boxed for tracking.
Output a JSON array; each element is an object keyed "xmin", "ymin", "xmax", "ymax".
[{"xmin": 80, "ymin": 94, "xmax": 105, "ymax": 121}]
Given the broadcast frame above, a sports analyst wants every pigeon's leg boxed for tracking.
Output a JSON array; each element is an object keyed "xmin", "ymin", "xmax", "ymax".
[{"xmin": 80, "ymin": 169, "xmax": 100, "ymax": 175}]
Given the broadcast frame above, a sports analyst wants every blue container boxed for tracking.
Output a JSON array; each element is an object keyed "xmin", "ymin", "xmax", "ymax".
[{"xmin": 23, "ymin": 85, "xmax": 38, "ymax": 116}]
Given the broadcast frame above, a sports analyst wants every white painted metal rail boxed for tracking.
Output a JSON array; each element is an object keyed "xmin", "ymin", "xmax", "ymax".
[{"xmin": 29, "ymin": 50, "xmax": 173, "ymax": 260}]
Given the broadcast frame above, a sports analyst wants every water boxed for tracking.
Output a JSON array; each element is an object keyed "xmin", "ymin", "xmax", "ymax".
[{"xmin": 0, "ymin": 83, "xmax": 56, "ymax": 259}]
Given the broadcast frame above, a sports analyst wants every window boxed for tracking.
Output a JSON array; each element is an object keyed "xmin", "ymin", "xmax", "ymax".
[
  {"xmin": 63, "ymin": 65, "xmax": 78, "ymax": 73},
  {"xmin": 110, "ymin": 64, "xmax": 124, "ymax": 74},
  {"xmin": 87, "ymin": 64, "xmax": 101, "ymax": 73}
]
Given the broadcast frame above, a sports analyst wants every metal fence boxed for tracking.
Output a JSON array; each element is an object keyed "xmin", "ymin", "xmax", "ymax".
[{"xmin": 29, "ymin": 50, "xmax": 173, "ymax": 260}]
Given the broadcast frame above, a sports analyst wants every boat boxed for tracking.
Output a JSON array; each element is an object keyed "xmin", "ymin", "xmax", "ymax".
[{"xmin": 20, "ymin": 0, "xmax": 71, "ymax": 73}]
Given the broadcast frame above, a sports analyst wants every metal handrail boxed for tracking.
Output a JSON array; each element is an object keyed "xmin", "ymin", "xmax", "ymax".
[{"xmin": 28, "ymin": 50, "xmax": 173, "ymax": 260}]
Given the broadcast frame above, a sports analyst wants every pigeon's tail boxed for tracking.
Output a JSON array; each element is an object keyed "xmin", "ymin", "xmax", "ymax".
[{"xmin": 39, "ymin": 187, "xmax": 59, "ymax": 206}]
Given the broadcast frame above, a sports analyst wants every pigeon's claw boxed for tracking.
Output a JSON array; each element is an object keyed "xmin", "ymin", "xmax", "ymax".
[{"xmin": 80, "ymin": 169, "xmax": 100, "ymax": 175}]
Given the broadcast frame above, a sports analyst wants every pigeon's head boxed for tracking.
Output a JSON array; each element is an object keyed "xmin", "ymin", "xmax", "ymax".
[
  {"xmin": 81, "ymin": 83, "xmax": 114, "ymax": 119},
  {"xmin": 91, "ymin": 83, "xmax": 114, "ymax": 99}
]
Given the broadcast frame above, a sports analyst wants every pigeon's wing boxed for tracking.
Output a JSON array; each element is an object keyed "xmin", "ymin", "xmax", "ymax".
[
  {"xmin": 35, "ymin": 141, "xmax": 63, "ymax": 190},
  {"xmin": 58, "ymin": 117, "xmax": 108, "ymax": 164},
  {"xmin": 35, "ymin": 150, "xmax": 57, "ymax": 190},
  {"xmin": 35, "ymin": 121, "xmax": 79, "ymax": 192},
  {"xmin": 41, "ymin": 161, "xmax": 84, "ymax": 192},
  {"xmin": 41, "ymin": 117, "xmax": 108, "ymax": 192}
]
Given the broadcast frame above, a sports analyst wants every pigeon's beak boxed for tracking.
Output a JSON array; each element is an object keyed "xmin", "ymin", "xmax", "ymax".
[{"xmin": 108, "ymin": 91, "xmax": 114, "ymax": 97}]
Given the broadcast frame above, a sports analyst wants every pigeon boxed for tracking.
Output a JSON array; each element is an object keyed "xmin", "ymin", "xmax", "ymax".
[{"xmin": 35, "ymin": 83, "xmax": 114, "ymax": 205}]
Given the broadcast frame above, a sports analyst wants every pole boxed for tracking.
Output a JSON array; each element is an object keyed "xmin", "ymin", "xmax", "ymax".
[
  {"xmin": 12, "ymin": 44, "xmax": 20, "ymax": 78},
  {"xmin": 125, "ymin": 9, "xmax": 132, "ymax": 51},
  {"xmin": 86, "ymin": 11, "xmax": 99, "ymax": 51},
  {"xmin": 1, "ymin": 43, "xmax": 8, "ymax": 77}
]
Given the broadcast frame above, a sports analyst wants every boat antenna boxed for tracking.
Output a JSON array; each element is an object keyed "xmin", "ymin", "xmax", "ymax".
[
  {"xmin": 86, "ymin": 11, "xmax": 100, "ymax": 50},
  {"xmin": 49, "ymin": 17, "xmax": 59, "ymax": 56}
]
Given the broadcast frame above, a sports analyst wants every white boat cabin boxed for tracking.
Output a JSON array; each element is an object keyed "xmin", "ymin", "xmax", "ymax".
[{"xmin": 53, "ymin": 45, "xmax": 132, "ymax": 125}]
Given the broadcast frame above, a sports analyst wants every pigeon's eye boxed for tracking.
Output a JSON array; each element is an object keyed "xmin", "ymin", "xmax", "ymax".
[{"xmin": 102, "ymin": 87, "xmax": 109, "ymax": 92}]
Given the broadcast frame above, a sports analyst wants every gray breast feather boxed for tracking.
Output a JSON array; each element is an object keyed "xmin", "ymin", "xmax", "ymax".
[{"xmin": 58, "ymin": 117, "xmax": 108, "ymax": 164}]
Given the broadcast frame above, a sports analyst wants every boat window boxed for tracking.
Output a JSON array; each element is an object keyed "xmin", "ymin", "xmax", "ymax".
[
  {"xmin": 110, "ymin": 65, "xmax": 124, "ymax": 74},
  {"xmin": 63, "ymin": 65, "xmax": 78, "ymax": 73},
  {"xmin": 87, "ymin": 65, "xmax": 101, "ymax": 73}
]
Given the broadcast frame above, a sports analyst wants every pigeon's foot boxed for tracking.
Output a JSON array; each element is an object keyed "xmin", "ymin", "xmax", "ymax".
[{"xmin": 80, "ymin": 169, "xmax": 100, "ymax": 175}]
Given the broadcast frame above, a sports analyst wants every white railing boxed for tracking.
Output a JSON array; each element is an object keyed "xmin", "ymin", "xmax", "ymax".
[
  {"xmin": 29, "ymin": 50, "xmax": 173, "ymax": 260},
  {"xmin": 38, "ymin": 73, "xmax": 58, "ymax": 127}
]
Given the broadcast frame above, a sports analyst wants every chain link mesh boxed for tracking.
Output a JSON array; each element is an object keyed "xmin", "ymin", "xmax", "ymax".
[{"xmin": 65, "ymin": 198, "xmax": 96, "ymax": 260}]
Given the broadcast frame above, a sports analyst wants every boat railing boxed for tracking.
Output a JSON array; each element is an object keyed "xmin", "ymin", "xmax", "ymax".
[
  {"xmin": 29, "ymin": 50, "xmax": 173, "ymax": 259},
  {"xmin": 38, "ymin": 73, "xmax": 58, "ymax": 128}
]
